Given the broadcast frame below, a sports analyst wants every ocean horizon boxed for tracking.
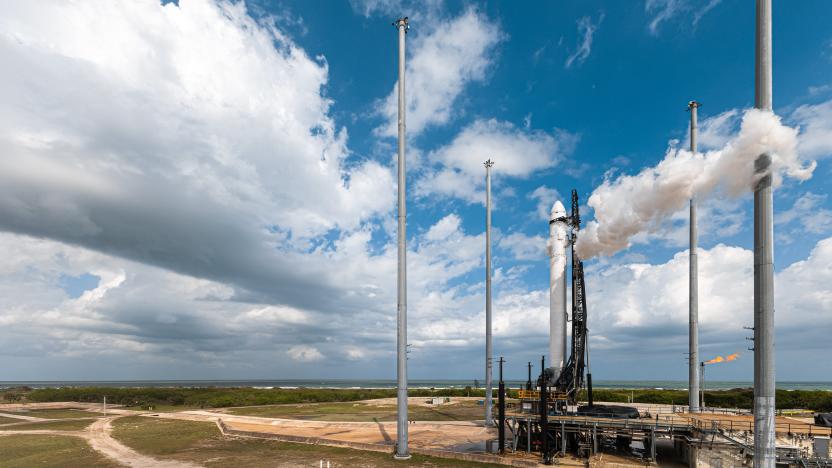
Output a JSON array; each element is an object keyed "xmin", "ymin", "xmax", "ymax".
[{"xmin": 2, "ymin": 379, "xmax": 830, "ymax": 391}]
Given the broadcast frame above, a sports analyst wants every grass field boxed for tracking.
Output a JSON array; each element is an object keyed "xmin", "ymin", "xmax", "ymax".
[
  {"xmin": 5, "ymin": 409, "xmax": 104, "ymax": 419},
  {"xmin": 0, "ymin": 434, "xmax": 119, "ymax": 468},
  {"xmin": 3, "ymin": 419, "xmax": 97, "ymax": 431},
  {"xmin": 225, "ymin": 400, "xmax": 485, "ymax": 422},
  {"xmin": 112, "ymin": 416, "xmax": 501, "ymax": 467}
]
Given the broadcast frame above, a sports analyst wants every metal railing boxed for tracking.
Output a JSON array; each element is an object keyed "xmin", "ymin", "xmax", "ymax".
[
  {"xmin": 690, "ymin": 418, "xmax": 832, "ymax": 437},
  {"xmin": 516, "ymin": 390, "xmax": 567, "ymax": 400}
]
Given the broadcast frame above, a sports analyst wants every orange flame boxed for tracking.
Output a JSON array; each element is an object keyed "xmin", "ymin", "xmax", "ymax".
[{"xmin": 705, "ymin": 352, "xmax": 740, "ymax": 365}]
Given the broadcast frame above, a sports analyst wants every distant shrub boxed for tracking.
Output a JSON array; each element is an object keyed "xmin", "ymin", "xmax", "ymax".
[{"xmin": 23, "ymin": 386, "xmax": 832, "ymax": 412}]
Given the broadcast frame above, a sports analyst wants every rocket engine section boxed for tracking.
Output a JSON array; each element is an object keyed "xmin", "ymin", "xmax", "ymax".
[{"xmin": 548, "ymin": 201, "xmax": 568, "ymax": 376}]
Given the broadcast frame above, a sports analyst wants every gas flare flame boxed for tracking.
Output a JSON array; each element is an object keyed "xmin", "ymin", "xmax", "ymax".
[{"xmin": 704, "ymin": 352, "xmax": 740, "ymax": 365}]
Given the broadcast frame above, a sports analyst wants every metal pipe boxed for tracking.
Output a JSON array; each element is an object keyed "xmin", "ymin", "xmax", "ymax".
[
  {"xmin": 485, "ymin": 159, "xmax": 494, "ymax": 427},
  {"xmin": 688, "ymin": 100, "xmax": 700, "ymax": 414},
  {"xmin": 498, "ymin": 357, "xmax": 506, "ymax": 454},
  {"xmin": 393, "ymin": 16, "xmax": 410, "ymax": 461},
  {"xmin": 753, "ymin": 1, "xmax": 775, "ymax": 467}
]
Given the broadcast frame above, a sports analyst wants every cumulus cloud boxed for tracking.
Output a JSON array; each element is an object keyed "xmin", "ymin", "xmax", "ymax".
[
  {"xmin": 375, "ymin": 9, "xmax": 503, "ymax": 137},
  {"xmin": 585, "ymin": 237, "xmax": 832, "ymax": 377},
  {"xmin": 528, "ymin": 186, "xmax": 563, "ymax": 221},
  {"xmin": 417, "ymin": 120, "xmax": 573, "ymax": 204},
  {"xmin": 577, "ymin": 109, "xmax": 816, "ymax": 259},
  {"xmin": 792, "ymin": 99, "xmax": 832, "ymax": 159},
  {"xmin": 628, "ymin": 197, "xmax": 745, "ymax": 249},
  {"xmin": 3, "ymin": 225, "xmax": 831, "ymax": 379},
  {"xmin": 0, "ymin": 210, "xmax": 491, "ymax": 377},
  {"xmin": 565, "ymin": 14, "xmax": 603, "ymax": 69},
  {"xmin": 775, "ymin": 193, "xmax": 832, "ymax": 238},
  {"xmin": 499, "ymin": 232, "xmax": 547, "ymax": 261},
  {"xmin": 0, "ymin": 0, "xmax": 396, "ymax": 311},
  {"xmin": 288, "ymin": 345, "xmax": 324, "ymax": 362}
]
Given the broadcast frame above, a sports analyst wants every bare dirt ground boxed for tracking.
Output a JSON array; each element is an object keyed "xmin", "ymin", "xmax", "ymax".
[
  {"xmin": 153, "ymin": 409, "xmax": 494, "ymax": 451},
  {"xmin": 0, "ymin": 411, "xmax": 51, "ymax": 422}
]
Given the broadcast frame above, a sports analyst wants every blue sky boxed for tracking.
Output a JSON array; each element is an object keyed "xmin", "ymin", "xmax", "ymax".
[{"xmin": 0, "ymin": 0, "xmax": 830, "ymax": 383}]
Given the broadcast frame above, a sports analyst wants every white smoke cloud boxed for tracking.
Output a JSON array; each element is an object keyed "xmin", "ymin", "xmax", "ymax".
[
  {"xmin": 375, "ymin": 9, "xmax": 503, "ymax": 137},
  {"xmin": 577, "ymin": 109, "xmax": 816, "ymax": 259}
]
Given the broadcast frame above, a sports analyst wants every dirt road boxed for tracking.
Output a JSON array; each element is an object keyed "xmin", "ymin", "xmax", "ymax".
[{"xmin": 0, "ymin": 414, "xmax": 198, "ymax": 468}]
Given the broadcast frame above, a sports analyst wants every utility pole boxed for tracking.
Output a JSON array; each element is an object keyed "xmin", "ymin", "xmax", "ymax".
[
  {"xmin": 484, "ymin": 159, "xmax": 494, "ymax": 427},
  {"xmin": 688, "ymin": 100, "xmax": 700, "ymax": 414},
  {"xmin": 393, "ymin": 16, "xmax": 410, "ymax": 461},
  {"xmin": 753, "ymin": 1, "xmax": 775, "ymax": 466}
]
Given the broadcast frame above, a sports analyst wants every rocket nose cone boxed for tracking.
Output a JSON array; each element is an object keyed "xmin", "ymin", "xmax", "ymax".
[{"xmin": 551, "ymin": 200, "xmax": 566, "ymax": 219}]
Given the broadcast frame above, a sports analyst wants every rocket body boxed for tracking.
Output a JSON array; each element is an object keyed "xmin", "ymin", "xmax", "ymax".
[{"xmin": 549, "ymin": 201, "xmax": 568, "ymax": 375}]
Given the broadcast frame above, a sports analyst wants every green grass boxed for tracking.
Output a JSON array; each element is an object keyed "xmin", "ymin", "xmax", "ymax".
[
  {"xmin": 27, "ymin": 386, "xmax": 491, "ymax": 409},
  {"xmin": 3, "ymin": 419, "xmax": 97, "ymax": 431},
  {"xmin": 5, "ymin": 409, "xmax": 104, "ymax": 419},
  {"xmin": 112, "ymin": 416, "xmax": 217, "ymax": 456},
  {"xmin": 0, "ymin": 434, "xmax": 119, "ymax": 468},
  {"xmin": 226, "ymin": 400, "xmax": 484, "ymax": 422},
  {"xmin": 582, "ymin": 388, "xmax": 832, "ymax": 411},
  {"xmin": 111, "ymin": 416, "xmax": 501, "ymax": 467}
]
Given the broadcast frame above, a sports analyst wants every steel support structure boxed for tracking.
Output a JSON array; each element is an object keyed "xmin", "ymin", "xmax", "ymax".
[
  {"xmin": 688, "ymin": 100, "xmax": 701, "ymax": 413},
  {"xmin": 484, "ymin": 159, "xmax": 494, "ymax": 427},
  {"xmin": 753, "ymin": 1, "xmax": 776, "ymax": 467},
  {"xmin": 393, "ymin": 16, "xmax": 410, "ymax": 461}
]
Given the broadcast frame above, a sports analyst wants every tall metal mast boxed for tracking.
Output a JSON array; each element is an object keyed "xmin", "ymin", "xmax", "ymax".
[
  {"xmin": 753, "ymin": 1, "xmax": 775, "ymax": 466},
  {"xmin": 688, "ymin": 100, "xmax": 700, "ymax": 414},
  {"xmin": 484, "ymin": 159, "xmax": 494, "ymax": 427},
  {"xmin": 393, "ymin": 16, "xmax": 410, "ymax": 461}
]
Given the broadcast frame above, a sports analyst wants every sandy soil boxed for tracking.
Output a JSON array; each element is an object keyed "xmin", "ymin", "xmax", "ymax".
[
  {"xmin": 149, "ymin": 409, "xmax": 493, "ymax": 451},
  {"xmin": 224, "ymin": 419, "xmax": 492, "ymax": 450},
  {"xmin": 0, "ymin": 411, "xmax": 51, "ymax": 422}
]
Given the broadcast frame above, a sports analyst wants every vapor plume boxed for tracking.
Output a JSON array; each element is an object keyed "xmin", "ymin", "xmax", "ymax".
[{"xmin": 577, "ymin": 109, "xmax": 816, "ymax": 259}]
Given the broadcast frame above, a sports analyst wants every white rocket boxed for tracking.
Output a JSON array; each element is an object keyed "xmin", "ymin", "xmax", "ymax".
[{"xmin": 548, "ymin": 201, "xmax": 568, "ymax": 375}]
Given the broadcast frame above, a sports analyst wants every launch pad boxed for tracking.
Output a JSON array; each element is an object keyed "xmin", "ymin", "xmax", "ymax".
[{"xmin": 488, "ymin": 188, "xmax": 832, "ymax": 466}]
